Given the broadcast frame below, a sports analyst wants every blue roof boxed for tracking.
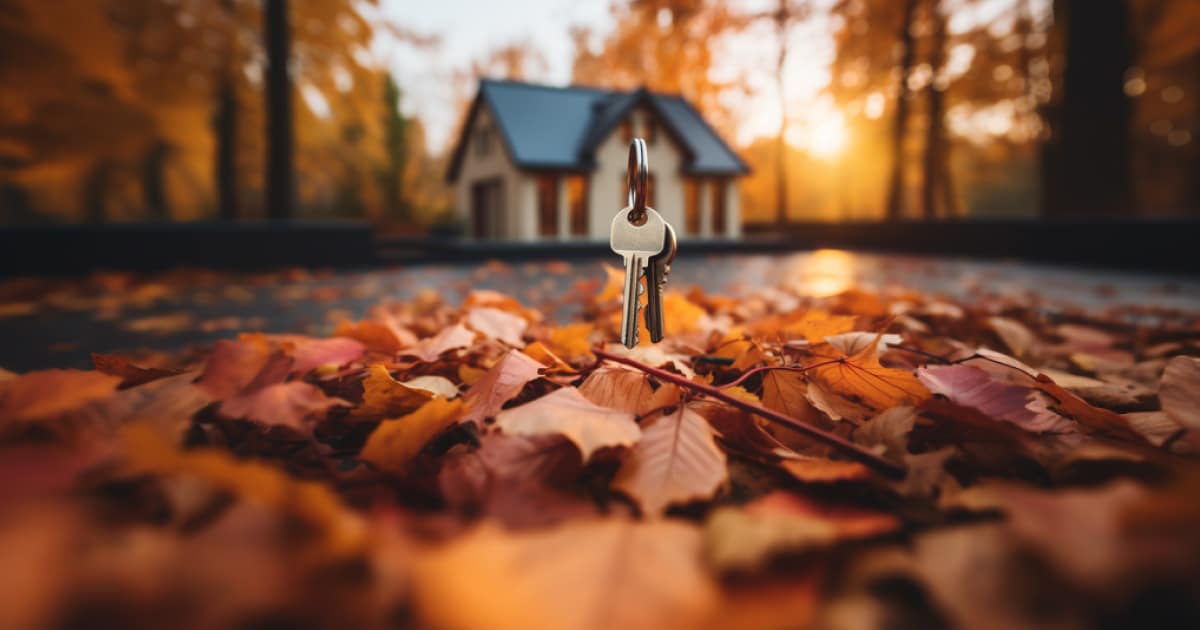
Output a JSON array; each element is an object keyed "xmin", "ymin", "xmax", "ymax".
[{"xmin": 447, "ymin": 80, "xmax": 749, "ymax": 181}]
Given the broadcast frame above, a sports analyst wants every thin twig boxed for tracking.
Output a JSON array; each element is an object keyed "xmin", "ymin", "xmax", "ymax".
[
  {"xmin": 717, "ymin": 361, "xmax": 840, "ymax": 391},
  {"xmin": 593, "ymin": 349, "xmax": 907, "ymax": 480}
]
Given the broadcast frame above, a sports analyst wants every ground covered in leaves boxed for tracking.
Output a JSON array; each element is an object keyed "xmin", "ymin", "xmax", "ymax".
[{"xmin": 2, "ymin": 262, "xmax": 1200, "ymax": 629}]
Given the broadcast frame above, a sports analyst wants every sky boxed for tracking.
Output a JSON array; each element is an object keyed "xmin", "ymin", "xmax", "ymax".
[{"xmin": 371, "ymin": 0, "xmax": 844, "ymax": 154}]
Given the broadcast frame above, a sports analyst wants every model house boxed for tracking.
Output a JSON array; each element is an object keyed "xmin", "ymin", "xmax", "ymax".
[{"xmin": 446, "ymin": 79, "xmax": 749, "ymax": 240}]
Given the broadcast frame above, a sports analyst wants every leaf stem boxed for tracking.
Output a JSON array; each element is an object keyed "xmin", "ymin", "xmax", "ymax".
[{"xmin": 593, "ymin": 349, "xmax": 907, "ymax": 480}]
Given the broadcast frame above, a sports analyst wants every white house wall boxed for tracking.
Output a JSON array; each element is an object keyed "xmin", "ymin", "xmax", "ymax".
[
  {"xmin": 454, "ymin": 105, "xmax": 528, "ymax": 239},
  {"xmin": 588, "ymin": 108, "xmax": 687, "ymax": 239}
]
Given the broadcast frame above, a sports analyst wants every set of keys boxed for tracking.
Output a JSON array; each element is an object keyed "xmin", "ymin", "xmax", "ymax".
[{"xmin": 610, "ymin": 138, "xmax": 678, "ymax": 348}]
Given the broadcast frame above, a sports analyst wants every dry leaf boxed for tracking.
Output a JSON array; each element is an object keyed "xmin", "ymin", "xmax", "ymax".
[
  {"xmin": 495, "ymin": 387, "xmax": 640, "ymax": 461},
  {"xmin": 406, "ymin": 323, "xmax": 477, "ymax": 362},
  {"xmin": 779, "ymin": 457, "xmax": 875, "ymax": 483},
  {"xmin": 283, "ymin": 336, "xmax": 365, "ymax": 373},
  {"xmin": 412, "ymin": 519, "xmax": 718, "ymax": 630},
  {"xmin": 808, "ymin": 347, "xmax": 929, "ymax": 422},
  {"xmin": 546, "ymin": 323, "xmax": 595, "ymax": 363},
  {"xmin": 612, "ymin": 406, "xmax": 727, "ymax": 515},
  {"xmin": 356, "ymin": 364, "xmax": 439, "ymax": 418},
  {"xmin": 852, "ymin": 406, "xmax": 917, "ymax": 460},
  {"xmin": 334, "ymin": 319, "xmax": 414, "ymax": 354},
  {"xmin": 578, "ymin": 366, "xmax": 655, "ymax": 416},
  {"xmin": 218, "ymin": 382, "xmax": 348, "ymax": 432},
  {"xmin": 91, "ymin": 353, "xmax": 179, "ymax": 388},
  {"xmin": 360, "ymin": 398, "xmax": 466, "ymax": 475},
  {"xmin": 918, "ymin": 364, "xmax": 1077, "ymax": 434},
  {"xmin": 461, "ymin": 350, "xmax": 544, "ymax": 425},
  {"xmin": 466, "ymin": 307, "xmax": 528, "ymax": 346},
  {"xmin": 0, "ymin": 369, "xmax": 121, "ymax": 424},
  {"xmin": 1159, "ymin": 356, "xmax": 1200, "ymax": 431}
]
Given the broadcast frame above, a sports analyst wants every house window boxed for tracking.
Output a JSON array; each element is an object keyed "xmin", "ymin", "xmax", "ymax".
[
  {"xmin": 711, "ymin": 179, "xmax": 727, "ymax": 235},
  {"xmin": 620, "ymin": 118, "xmax": 632, "ymax": 144},
  {"xmin": 537, "ymin": 176, "xmax": 558, "ymax": 237},
  {"xmin": 567, "ymin": 176, "xmax": 588, "ymax": 236},
  {"xmin": 684, "ymin": 179, "xmax": 700, "ymax": 235},
  {"xmin": 622, "ymin": 172, "xmax": 656, "ymax": 209}
]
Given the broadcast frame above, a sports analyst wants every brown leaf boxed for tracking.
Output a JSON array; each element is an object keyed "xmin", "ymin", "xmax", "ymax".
[
  {"xmin": 197, "ymin": 338, "xmax": 273, "ymax": 400},
  {"xmin": 495, "ymin": 387, "xmax": 640, "ymax": 462},
  {"xmin": 0, "ymin": 369, "xmax": 120, "ymax": 423},
  {"xmin": 91, "ymin": 353, "xmax": 179, "ymax": 388},
  {"xmin": 578, "ymin": 366, "xmax": 655, "ymax": 416},
  {"xmin": 852, "ymin": 406, "xmax": 917, "ymax": 460},
  {"xmin": 461, "ymin": 350, "xmax": 544, "ymax": 425},
  {"xmin": 612, "ymin": 406, "xmax": 727, "ymax": 515},
  {"xmin": 281, "ymin": 336, "xmax": 365, "ymax": 373},
  {"xmin": 412, "ymin": 519, "xmax": 718, "ymax": 630},
  {"xmin": 1159, "ymin": 355, "xmax": 1200, "ymax": 431},
  {"xmin": 1032, "ymin": 374, "xmax": 1143, "ymax": 440},
  {"xmin": 360, "ymin": 398, "xmax": 466, "ymax": 475},
  {"xmin": 703, "ymin": 491, "xmax": 899, "ymax": 572}
]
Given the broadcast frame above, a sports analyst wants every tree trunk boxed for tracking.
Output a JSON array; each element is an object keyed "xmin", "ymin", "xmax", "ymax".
[
  {"xmin": 215, "ymin": 73, "xmax": 239, "ymax": 220},
  {"xmin": 264, "ymin": 0, "xmax": 294, "ymax": 220},
  {"xmin": 885, "ymin": 0, "xmax": 919, "ymax": 220},
  {"xmin": 1041, "ymin": 0, "xmax": 1132, "ymax": 216},
  {"xmin": 773, "ymin": 1, "xmax": 789, "ymax": 228},
  {"xmin": 142, "ymin": 140, "xmax": 171, "ymax": 220},
  {"xmin": 921, "ymin": 0, "xmax": 948, "ymax": 219}
]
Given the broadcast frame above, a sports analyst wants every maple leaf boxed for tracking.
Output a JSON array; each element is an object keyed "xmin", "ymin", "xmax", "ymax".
[
  {"xmin": 760, "ymin": 369, "xmax": 823, "ymax": 423},
  {"xmin": 0, "ymin": 369, "xmax": 121, "ymax": 424},
  {"xmin": 465, "ymin": 306, "xmax": 528, "ymax": 346},
  {"xmin": 218, "ymin": 382, "xmax": 349, "ymax": 433},
  {"xmin": 495, "ymin": 387, "xmax": 640, "ymax": 462},
  {"xmin": 91, "ymin": 353, "xmax": 179, "ymax": 388},
  {"xmin": 578, "ymin": 366, "xmax": 655, "ymax": 416},
  {"xmin": 360, "ymin": 398, "xmax": 466, "ymax": 475},
  {"xmin": 334, "ymin": 319, "xmax": 416, "ymax": 354},
  {"xmin": 405, "ymin": 322, "xmax": 477, "ymax": 362},
  {"xmin": 356, "ymin": 364, "xmax": 456, "ymax": 418},
  {"xmin": 918, "ymin": 364, "xmax": 1077, "ymax": 434},
  {"xmin": 461, "ymin": 350, "xmax": 544, "ymax": 425},
  {"xmin": 807, "ymin": 346, "xmax": 930, "ymax": 422},
  {"xmin": 703, "ymin": 491, "xmax": 899, "ymax": 572},
  {"xmin": 612, "ymin": 405, "xmax": 727, "ymax": 516},
  {"xmin": 1159, "ymin": 356, "xmax": 1200, "ymax": 431},
  {"xmin": 411, "ymin": 519, "xmax": 718, "ymax": 630}
]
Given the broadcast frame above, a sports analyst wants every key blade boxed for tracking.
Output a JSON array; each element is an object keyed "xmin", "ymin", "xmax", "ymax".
[
  {"xmin": 620, "ymin": 254, "xmax": 645, "ymax": 348},
  {"xmin": 644, "ymin": 223, "xmax": 676, "ymax": 343}
]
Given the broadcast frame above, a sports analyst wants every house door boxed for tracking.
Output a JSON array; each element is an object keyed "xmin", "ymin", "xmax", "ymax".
[{"xmin": 471, "ymin": 179, "xmax": 504, "ymax": 238}]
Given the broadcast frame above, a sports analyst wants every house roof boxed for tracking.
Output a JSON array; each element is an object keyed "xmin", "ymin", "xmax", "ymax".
[{"xmin": 446, "ymin": 79, "xmax": 750, "ymax": 182}]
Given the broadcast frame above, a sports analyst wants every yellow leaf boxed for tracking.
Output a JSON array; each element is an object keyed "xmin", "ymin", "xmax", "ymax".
[
  {"xmin": 355, "ymin": 364, "xmax": 435, "ymax": 418},
  {"xmin": 360, "ymin": 398, "xmax": 465, "ymax": 474},
  {"xmin": 412, "ymin": 519, "xmax": 718, "ymax": 630},
  {"xmin": 613, "ymin": 406, "xmax": 727, "ymax": 515},
  {"xmin": 495, "ymin": 387, "xmax": 639, "ymax": 461},
  {"xmin": 546, "ymin": 323, "xmax": 595, "ymax": 363}
]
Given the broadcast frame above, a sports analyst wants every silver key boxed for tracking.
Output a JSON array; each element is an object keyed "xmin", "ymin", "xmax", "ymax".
[
  {"xmin": 644, "ymin": 223, "xmax": 677, "ymax": 343},
  {"xmin": 610, "ymin": 207, "xmax": 666, "ymax": 348}
]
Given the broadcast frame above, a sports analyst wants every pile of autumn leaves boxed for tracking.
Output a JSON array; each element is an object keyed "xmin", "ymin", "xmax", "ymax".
[{"xmin": 1, "ymin": 271, "xmax": 1200, "ymax": 629}]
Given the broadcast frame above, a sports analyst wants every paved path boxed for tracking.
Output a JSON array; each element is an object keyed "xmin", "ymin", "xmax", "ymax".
[{"xmin": 2, "ymin": 250, "xmax": 1198, "ymax": 372}]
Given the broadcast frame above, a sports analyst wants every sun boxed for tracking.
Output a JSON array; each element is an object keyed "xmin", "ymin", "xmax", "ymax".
[{"xmin": 806, "ymin": 112, "xmax": 847, "ymax": 159}]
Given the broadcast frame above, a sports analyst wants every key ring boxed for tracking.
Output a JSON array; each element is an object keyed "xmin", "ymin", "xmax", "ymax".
[{"xmin": 626, "ymin": 138, "xmax": 648, "ymax": 224}]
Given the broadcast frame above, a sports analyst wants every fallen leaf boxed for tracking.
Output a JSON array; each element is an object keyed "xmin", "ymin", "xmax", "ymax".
[
  {"xmin": 1032, "ymin": 374, "xmax": 1144, "ymax": 440},
  {"xmin": 219, "ymin": 382, "xmax": 348, "ymax": 432},
  {"xmin": 852, "ymin": 406, "xmax": 917, "ymax": 460},
  {"xmin": 283, "ymin": 336, "xmax": 365, "ymax": 373},
  {"xmin": 466, "ymin": 307, "xmax": 528, "ymax": 346},
  {"xmin": 495, "ymin": 387, "xmax": 640, "ymax": 462},
  {"xmin": 704, "ymin": 491, "xmax": 899, "ymax": 572},
  {"xmin": 402, "ymin": 375, "xmax": 460, "ymax": 399},
  {"xmin": 461, "ymin": 350, "xmax": 544, "ymax": 425},
  {"xmin": 412, "ymin": 519, "xmax": 718, "ymax": 630},
  {"xmin": 918, "ymin": 364, "xmax": 1077, "ymax": 434},
  {"xmin": 578, "ymin": 366, "xmax": 655, "ymax": 416},
  {"xmin": 760, "ymin": 369, "xmax": 823, "ymax": 423},
  {"xmin": 0, "ymin": 369, "xmax": 121, "ymax": 423},
  {"xmin": 808, "ymin": 347, "xmax": 930, "ymax": 422},
  {"xmin": 775, "ymin": 310, "xmax": 857, "ymax": 342},
  {"xmin": 988, "ymin": 316, "xmax": 1039, "ymax": 359},
  {"xmin": 779, "ymin": 457, "xmax": 875, "ymax": 483},
  {"xmin": 91, "ymin": 353, "xmax": 179, "ymax": 388},
  {"xmin": 197, "ymin": 338, "xmax": 272, "ymax": 399},
  {"xmin": 612, "ymin": 406, "xmax": 727, "ymax": 515},
  {"xmin": 1122, "ymin": 411, "xmax": 1182, "ymax": 446},
  {"xmin": 1159, "ymin": 356, "xmax": 1200, "ymax": 431},
  {"xmin": 355, "ymin": 365, "xmax": 438, "ymax": 418},
  {"xmin": 334, "ymin": 320, "xmax": 414, "ymax": 354},
  {"xmin": 546, "ymin": 323, "xmax": 595, "ymax": 363},
  {"xmin": 360, "ymin": 398, "xmax": 465, "ymax": 475},
  {"xmin": 406, "ymin": 323, "xmax": 477, "ymax": 362},
  {"xmin": 824, "ymin": 331, "xmax": 901, "ymax": 356}
]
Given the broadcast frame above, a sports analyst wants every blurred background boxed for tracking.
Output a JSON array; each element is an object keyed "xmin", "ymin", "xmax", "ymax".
[{"xmin": 0, "ymin": 0, "xmax": 1196, "ymax": 233}]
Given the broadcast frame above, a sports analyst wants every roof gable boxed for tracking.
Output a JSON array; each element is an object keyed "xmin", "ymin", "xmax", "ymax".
[{"xmin": 447, "ymin": 79, "xmax": 749, "ymax": 181}]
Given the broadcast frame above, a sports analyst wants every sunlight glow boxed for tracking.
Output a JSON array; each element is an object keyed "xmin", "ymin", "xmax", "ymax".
[
  {"xmin": 783, "ymin": 249, "xmax": 857, "ymax": 298},
  {"xmin": 787, "ymin": 103, "xmax": 848, "ymax": 160}
]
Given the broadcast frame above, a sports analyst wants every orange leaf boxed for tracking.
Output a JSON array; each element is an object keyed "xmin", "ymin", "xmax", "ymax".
[
  {"xmin": 545, "ymin": 323, "xmax": 595, "ymax": 363},
  {"xmin": 412, "ymin": 519, "xmax": 718, "ymax": 630},
  {"xmin": 461, "ymin": 350, "xmax": 544, "ymax": 425},
  {"xmin": 91, "ymin": 353, "xmax": 179, "ymax": 388},
  {"xmin": 578, "ymin": 366, "xmax": 655, "ymax": 416},
  {"xmin": 360, "ymin": 398, "xmax": 465, "ymax": 475},
  {"xmin": 334, "ymin": 320, "xmax": 414, "ymax": 354},
  {"xmin": 612, "ymin": 406, "xmax": 727, "ymax": 515},
  {"xmin": 807, "ymin": 347, "xmax": 929, "ymax": 422},
  {"xmin": 356, "ymin": 364, "xmax": 451, "ymax": 418}
]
